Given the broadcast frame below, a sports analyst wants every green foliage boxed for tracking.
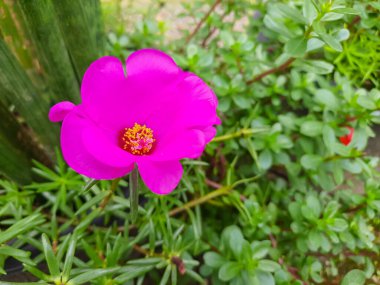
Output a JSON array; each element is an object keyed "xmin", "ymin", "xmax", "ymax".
[
  {"xmin": 0, "ymin": 0, "xmax": 105, "ymax": 183},
  {"xmin": 0, "ymin": 0, "xmax": 380, "ymax": 284}
]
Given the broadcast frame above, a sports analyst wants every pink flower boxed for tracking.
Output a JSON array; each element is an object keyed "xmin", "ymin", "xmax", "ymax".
[{"xmin": 49, "ymin": 49, "xmax": 220, "ymax": 195}]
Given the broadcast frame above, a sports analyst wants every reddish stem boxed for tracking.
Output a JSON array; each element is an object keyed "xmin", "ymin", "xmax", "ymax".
[
  {"xmin": 246, "ymin": 58, "xmax": 295, "ymax": 85},
  {"xmin": 186, "ymin": 0, "xmax": 222, "ymax": 44}
]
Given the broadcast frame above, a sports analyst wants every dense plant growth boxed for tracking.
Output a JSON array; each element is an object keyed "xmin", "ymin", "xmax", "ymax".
[{"xmin": 0, "ymin": 0, "xmax": 379, "ymax": 284}]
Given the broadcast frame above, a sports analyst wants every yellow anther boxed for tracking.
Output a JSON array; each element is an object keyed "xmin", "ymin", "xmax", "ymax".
[{"xmin": 121, "ymin": 123, "xmax": 155, "ymax": 155}]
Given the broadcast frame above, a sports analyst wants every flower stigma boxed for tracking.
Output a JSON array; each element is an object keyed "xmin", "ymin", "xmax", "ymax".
[{"xmin": 121, "ymin": 123, "xmax": 155, "ymax": 155}]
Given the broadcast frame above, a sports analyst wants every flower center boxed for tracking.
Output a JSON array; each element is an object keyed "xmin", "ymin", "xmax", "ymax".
[{"xmin": 121, "ymin": 123, "xmax": 155, "ymax": 155}]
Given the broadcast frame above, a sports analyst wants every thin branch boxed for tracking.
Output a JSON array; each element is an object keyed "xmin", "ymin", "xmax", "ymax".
[
  {"xmin": 201, "ymin": 9, "xmax": 230, "ymax": 47},
  {"xmin": 246, "ymin": 58, "xmax": 295, "ymax": 85},
  {"xmin": 169, "ymin": 186, "xmax": 231, "ymax": 216},
  {"xmin": 186, "ymin": 0, "xmax": 222, "ymax": 44},
  {"xmin": 201, "ymin": 26, "xmax": 217, "ymax": 47},
  {"xmin": 133, "ymin": 244, "xmax": 151, "ymax": 256},
  {"xmin": 212, "ymin": 128, "xmax": 267, "ymax": 143},
  {"xmin": 205, "ymin": 178, "xmax": 223, "ymax": 189}
]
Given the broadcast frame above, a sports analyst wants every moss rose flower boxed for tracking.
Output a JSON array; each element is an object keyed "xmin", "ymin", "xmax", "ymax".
[{"xmin": 49, "ymin": 49, "xmax": 220, "ymax": 194}]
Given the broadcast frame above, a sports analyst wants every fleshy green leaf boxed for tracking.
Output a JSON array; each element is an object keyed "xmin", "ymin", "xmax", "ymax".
[
  {"xmin": 218, "ymin": 262, "xmax": 241, "ymax": 281},
  {"xmin": 69, "ymin": 268, "xmax": 120, "ymax": 284},
  {"xmin": 300, "ymin": 121, "xmax": 323, "ymax": 137},
  {"xmin": 285, "ymin": 36, "xmax": 307, "ymax": 57},
  {"xmin": 341, "ymin": 269, "xmax": 366, "ymax": 285},
  {"xmin": 41, "ymin": 234, "xmax": 60, "ymax": 278}
]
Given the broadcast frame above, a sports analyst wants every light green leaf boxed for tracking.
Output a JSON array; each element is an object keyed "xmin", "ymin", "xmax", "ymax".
[
  {"xmin": 321, "ymin": 12, "xmax": 344, "ymax": 21},
  {"xmin": 307, "ymin": 38, "xmax": 325, "ymax": 51},
  {"xmin": 303, "ymin": 0, "xmax": 318, "ymax": 24},
  {"xmin": 294, "ymin": 59, "xmax": 334, "ymax": 74},
  {"xmin": 341, "ymin": 269, "xmax": 366, "ymax": 285},
  {"xmin": 69, "ymin": 268, "xmax": 120, "ymax": 284},
  {"xmin": 277, "ymin": 4, "xmax": 307, "ymax": 24},
  {"xmin": 314, "ymin": 89, "xmax": 338, "ymax": 109},
  {"xmin": 324, "ymin": 201, "xmax": 340, "ymax": 218},
  {"xmin": 336, "ymin": 29, "xmax": 350, "ymax": 41},
  {"xmin": 258, "ymin": 260, "xmax": 281, "ymax": 272},
  {"xmin": 263, "ymin": 15, "xmax": 292, "ymax": 39},
  {"xmin": 323, "ymin": 125, "xmax": 336, "ymax": 151},
  {"xmin": 357, "ymin": 96, "xmax": 376, "ymax": 110},
  {"xmin": 300, "ymin": 121, "xmax": 323, "ymax": 137},
  {"xmin": 319, "ymin": 33, "xmax": 343, "ymax": 52},
  {"xmin": 285, "ymin": 36, "xmax": 307, "ymax": 57},
  {"xmin": 307, "ymin": 230, "xmax": 323, "ymax": 251},
  {"xmin": 251, "ymin": 241, "xmax": 270, "ymax": 259},
  {"xmin": 218, "ymin": 262, "xmax": 241, "ymax": 281},
  {"xmin": 204, "ymin": 252, "xmax": 226, "ymax": 268},
  {"xmin": 328, "ymin": 218, "xmax": 348, "ymax": 232},
  {"xmin": 301, "ymin": 154, "xmax": 323, "ymax": 170},
  {"xmin": 75, "ymin": 190, "xmax": 110, "ymax": 215},
  {"xmin": 306, "ymin": 196, "xmax": 321, "ymax": 218},
  {"xmin": 257, "ymin": 270, "xmax": 275, "ymax": 285},
  {"xmin": 258, "ymin": 149, "xmax": 273, "ymax": 170},
  {"xmin": 331, "ymin": 7, "xmax": 360, "ymax": 15},
  {"xmin": 370, "ymin": 2, "xmax": 380, "ymax": 10}
]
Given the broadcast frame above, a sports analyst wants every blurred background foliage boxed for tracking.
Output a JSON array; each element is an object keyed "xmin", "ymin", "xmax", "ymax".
[{"xmin": 0, "ymin": 0, "xmax": 380, "ymax": 284}]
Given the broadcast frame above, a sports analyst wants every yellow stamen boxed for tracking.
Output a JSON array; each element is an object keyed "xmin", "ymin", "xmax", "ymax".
[{"xmin": 121, "ymin": 123, "xmax": 155, "ymax": 155}]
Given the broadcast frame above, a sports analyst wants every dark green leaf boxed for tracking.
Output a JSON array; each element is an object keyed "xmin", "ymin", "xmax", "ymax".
[
  {"xmin": 62, "ymin": 234, "xmax": 77, "ymax": 278},
  {"xmin": 69, "ymin": 268, "xmax": 120, "ymax": 284},
  {"xmin": 0, "ymin": 214, "xmax": 44, "ymax": 244},
  {"xmin": 41, "ymin": 234, "xmax": 60, "ymax": 278}
]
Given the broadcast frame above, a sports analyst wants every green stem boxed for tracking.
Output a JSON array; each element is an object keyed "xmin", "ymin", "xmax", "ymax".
[
  {"xmin": 212, "ymin": 128, "xmax": 267, "ymax": 143},
  {"xmin": 169, "ymin": 186, "xmax": 232, "ymax": 216},
  {"xmin": 130, "ymin": 164, "xmax": 139, "ymax": 223}
]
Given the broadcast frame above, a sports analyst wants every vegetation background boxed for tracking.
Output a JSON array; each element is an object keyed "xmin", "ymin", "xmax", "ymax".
[{"xmin": 0, "ymin": 0, "xmax": 379, "ymax": 284}]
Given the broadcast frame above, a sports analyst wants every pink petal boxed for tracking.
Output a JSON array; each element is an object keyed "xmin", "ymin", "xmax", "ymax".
[
  {"xmin": 150, "ymin": 129, "xmax": 206, "ymax": 161},
  {"xmin": 126, "ymin": 49, "xmax": 180, "ymax": 77},
  {"xmin": 49, "ymin": 101, "xmax": 75, "ymax": 122},
  {"xmin": 144, "ymin": 73, "xmax": 220, "ymax": 137},
  {"xmin": 201, "ymin": 126, "xmax": 217, "ymax": 143},
  {"xmin": 81, "ymin": 56, "xmax": 125, "ymax": 103},
  {"xmin": 80, "ymin": 56, "xmax": 134, "ymax": 128},
  {"xmin": 80, "ymin": 54, "xmax": 179, "ymax": 132},
  {"xmin": 137, "ymin": 160, "xmax": 183, "ymax": 195},
  {"xmin": 82, "ymin": 121, "xmax": 136, "ymax": 168},
  {"xmin": 177, "ymin": 73, "xmax": 220, "ymax": 127},
  {"xmin": 61, "ymin": 108, "xmax": 133, "ymax": 179}
]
